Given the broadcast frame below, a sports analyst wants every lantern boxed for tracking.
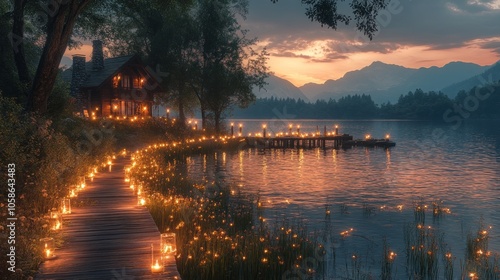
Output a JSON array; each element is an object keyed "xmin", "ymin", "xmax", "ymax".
[
  {"xmin": 40, "ymin": 237, "xmax": 56, "ymax": 260},
  {"xmin": 61, "ymin": 198, "xmax": 71, "ymax": 214},
  {"xmin": 160, "ymin": 233, "xmax": 177, "ymax": 258},
  {"xmin": 151, "ymin": 244, "xmax": 163, "ymax": 273},
  {"xmin": 50, "ymin": 211, "xmax": 63, "ymax": 231},
  {"xmin": 138, "ymin": 196, "xmax": 146, "ymax": 206},
  {"xmin": 69, "ymin": 188, "xmax": 78, "ymax": 198}
]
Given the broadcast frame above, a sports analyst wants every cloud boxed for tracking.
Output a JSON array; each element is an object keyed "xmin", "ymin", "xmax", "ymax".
[
  {"xmin": 477, "ymin": 37, "xmax": 500, "ymax": 54},
  {"xmin": 240, "ymin": 0, "xmax": 500, "ymax": 55},
  {"xmin": 271, "ymin": 51, "xmax": 312, "ymax": 59}
]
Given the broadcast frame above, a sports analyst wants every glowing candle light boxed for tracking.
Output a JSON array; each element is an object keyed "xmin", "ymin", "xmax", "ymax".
[
  {"xmin": 161, "ymin": 233, "xmax": 177, "ymax": 259},
  {"xmin": 239, "ymin": 123, "xmax": 243, "ymax": 134},
  {"xmin": 230, "ymin": 123, "xmax": 234, "ymax": 136},
  {"xmin": 40, "ymin": 237, "xmax": 56, "ymax": 260},
  {"xmin": 61, "ymin": 198, "xmax": 71, "ymax": 214},
  {"xmin": 151, "ymin": 244, "xmax": 163, "ymax": 273},
  {"xmin": 297, "ymin": 125, "xmax": 300, "ymax": 134},
  {"xmin": 262, "ymin": 124, "xmax": 267, "ymax": 138},
  {"xmin": 151, "ymin": 259, "xmax": 162, "ymax": 273},
  {"xmin": 50, "ymin": 211, "xmax": 62, "ymax": 231}
]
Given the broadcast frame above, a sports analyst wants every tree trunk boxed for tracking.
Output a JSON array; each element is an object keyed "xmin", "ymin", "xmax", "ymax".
[
  {"xmin": 12, "ymin": 0, "xmax": 31, "ymax": 92},
  {"xmin": 178, "ymin": 92, "xmax": 186, "ymax": 124},
  {"xmin": 200, "ymin": 104, "xmax": 207, "ymax": 130},
  {"xmin": 177, "ymin": 81, "xmax": 186, "ymax": 124},
  {"xmin": 26, "ymin": 0, "xmax": 93, "ymax": 114},
  {"xmin": 214, "ymin": 111, "xmax": 221, "ymax": 135}
]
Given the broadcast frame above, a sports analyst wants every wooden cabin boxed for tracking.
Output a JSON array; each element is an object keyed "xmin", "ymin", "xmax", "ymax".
[{"xmin": 62, "ymin": 40, "xmax": 162, "ymax": 118}]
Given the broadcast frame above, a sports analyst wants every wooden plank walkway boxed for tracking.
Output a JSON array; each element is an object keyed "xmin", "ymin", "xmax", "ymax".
[
  {"xmin": 245, "ymin": 134, "xmax": 354, "ymax": 149},
  {"xmin": 36, "ymin": 157, "xmax": 181, "ymax": 280}
]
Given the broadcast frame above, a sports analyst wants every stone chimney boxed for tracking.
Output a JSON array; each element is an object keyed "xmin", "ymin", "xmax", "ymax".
[
  {"xmin": 71, "ymin": 55, "xmax": 88, "ymax": 113},
  {"xmin": 92, "ymin": 40, "xmax": 104, "ymax": 71},
  {"xmin": 71, "ymin": 55, "xmax": 86, "ymax": 97}
]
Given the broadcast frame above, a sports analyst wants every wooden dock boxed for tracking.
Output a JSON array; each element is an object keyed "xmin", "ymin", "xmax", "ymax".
[
  {"xmin": 244, "ymin": 134, "xmax": 354, "ymax": 149},
  {"xmin": 36, "ymin": 157, "xmax": 181, "ymax": 280}
]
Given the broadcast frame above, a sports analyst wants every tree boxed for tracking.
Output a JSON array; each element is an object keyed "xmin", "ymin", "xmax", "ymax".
[
  {"xmin": 11, "ymin": 0, "xmax": 96, "ymax": 113},
  {"xmin": 186, "ymin": 0, "xmax": 269, "ymax": 133},
  {"xmin": 272, "ymin": 0, "xmax": 389, "ymax": 40},
  {"xmin": 149, "ymin": 3, "xmax": 199, "ymax": 125}
]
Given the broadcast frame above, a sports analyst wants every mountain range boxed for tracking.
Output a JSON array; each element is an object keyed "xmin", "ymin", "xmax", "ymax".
[
  {"xmin": 253, "ymin": 74, "xmax": 309, "ymax": 100},
  {"xmin": 255, "ymin": 61, "xmax": 500, "ymax": 104}
]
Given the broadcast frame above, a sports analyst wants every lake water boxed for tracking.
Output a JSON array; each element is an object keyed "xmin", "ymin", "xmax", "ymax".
[{"xmin": 184, "ymin": 119, "xmax": 500, "ymax": 278}]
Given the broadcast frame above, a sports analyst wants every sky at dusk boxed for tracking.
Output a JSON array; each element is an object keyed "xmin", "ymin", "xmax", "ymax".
[
  {"xmin": 64, "ymin": 0, "xmax": 500, "ymax": 87},
  {"xmin": 240, "ymin": 0, "xmax": 500, "ymax": 86}
]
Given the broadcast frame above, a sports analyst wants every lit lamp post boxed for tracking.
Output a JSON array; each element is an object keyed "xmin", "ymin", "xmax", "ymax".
[
  {"xmin": 166, "ymin": 108, "xmax": 170, "ymax": 120},
  {"xmin": 239, "ymin": 124, "xmax": 243, "ymax": 135},
  {"xmin": 230, "ymin": 123, "xmax": 234, "ymax": 136},
  {"xmin": 289, "ymin": 124, "xmax": 292, "ymax": 135},
  {"xmin": 262, "ymin": 124, "xmax": 267, "ymax": 138},
  {"xmin": 297, "ymin": 125, "xmax": 300, "ymax": 135},
  {"xmin": 335, "ymin": 125, "xmax": 339, "ymax": 135},
  {"xmin": 40, "ymin": 237, "xmax": 56, "ymax": 260},
  {"xmin": 385, "ymin": 134, "xmax": 390, "ymax": 141}
]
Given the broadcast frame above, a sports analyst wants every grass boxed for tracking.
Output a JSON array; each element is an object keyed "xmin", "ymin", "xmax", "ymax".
[
  {"xmin": 403, "ymin": 200, "xmax": 449, "ymax": 280},
  {"xmin": 381, "ymin": 238, "xmax": 397, "ymax": 280},
  {"xmin": 463, "ymin": 221, "xmax": 499, "ymax": 280}
]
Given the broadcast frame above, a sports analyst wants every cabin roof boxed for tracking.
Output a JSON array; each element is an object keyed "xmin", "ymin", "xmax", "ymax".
[{"xmin": 61, "ymin": 55, "xmax": 135, "ymax": 88}]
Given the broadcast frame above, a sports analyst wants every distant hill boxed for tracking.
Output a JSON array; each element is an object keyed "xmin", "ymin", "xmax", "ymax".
[
  {"xmin": 441, "ymin": 62, "xmax": 500, "ymax": 97},
  {"xmin": 254, "ymin": 74, "xmax": 309, "ymax": 101},
  {"xmin": 299, "ymin": 61, "xmax": 490, "ymax": 104}
]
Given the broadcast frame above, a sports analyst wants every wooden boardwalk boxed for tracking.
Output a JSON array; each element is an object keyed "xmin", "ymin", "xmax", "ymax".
[
  {"xmin": 36, "ymin": 157, "xmax": 181, "ymax": 280},
  {"xmin": 245, "ymin": 134, "xmax": 354, "ymax": 149}
]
